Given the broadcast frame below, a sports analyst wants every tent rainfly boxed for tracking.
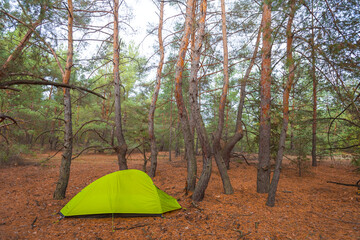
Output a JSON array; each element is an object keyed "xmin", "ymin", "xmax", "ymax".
[{"xmin": 60, "ymin": 169, "xmax": 181, "ymax": 217}]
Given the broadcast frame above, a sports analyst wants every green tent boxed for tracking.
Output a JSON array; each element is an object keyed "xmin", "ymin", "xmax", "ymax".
[{"xmin": 60, "ymin": 169, "xmax": 181, "ymax": 217}]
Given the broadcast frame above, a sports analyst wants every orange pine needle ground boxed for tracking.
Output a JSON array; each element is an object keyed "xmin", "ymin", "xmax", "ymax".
[{"xmin": 0, "ymin": 152, "xmax": 359, "ymax": 239}]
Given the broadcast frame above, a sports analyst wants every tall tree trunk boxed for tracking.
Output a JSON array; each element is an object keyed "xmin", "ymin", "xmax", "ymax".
[
  {"xmin": 169, "ymin": 80, "xmax": 173, "ymax": 162},
  {"xmin": 311, "ymin": 0, "xmax": 317, "ymax": 167},
  {"xmin": 224, "ymin": 103, "xmax": 229, "ymax": 141},
  {"xmin": 222, "ymin": 19, "xmax": 262, "ymax": 169},
  {"xmin": 290, "ymin": 94, "xmax": 295, "ymax": 151},
  {"xmin": 212, "ymin": 0, "xmax": 233, "ymax": 195},
  {"xmin": 266, "ymin": 0, "xmax": 296, "ymax": 207},
  {"xmin": 173, "ymin": 0, "xmax": 197, "ymax": 193},
  {"xmin": 175, "ymin": 119, "xmax": 180, "ymax": 157},
  {"xmin": 257, "ymin": 0, "xmax": 272, "ymax": 194},
  {"xmin": 113, "ymin": 0, "xmax": 128, "ymax": 170},
  {"xmin": 195, "ymin": 136, "xmax": 199, "ymax": 155},
  {"xmin": 189, "ymin": 0, "xmax": 212, "ymax": 202},
  {"xmin": 49, "ymin": 106, "xmax": 57, "ymax": 151},
  {"xmin": 188, "ymin": 0, "xmax": 197, "ymax": 137},
  {"xmin": 53, "ymin": 0, "xmax": 73, "ymax": 200},
  {"xmin": 148, "ymin": 0, "xmax": 165, "ymax": 178}
]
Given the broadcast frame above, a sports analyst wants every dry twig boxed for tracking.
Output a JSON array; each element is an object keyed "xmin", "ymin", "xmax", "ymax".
[{"xmin": 114, "ymin": 223, "xmax": 150, "ymax": 231}]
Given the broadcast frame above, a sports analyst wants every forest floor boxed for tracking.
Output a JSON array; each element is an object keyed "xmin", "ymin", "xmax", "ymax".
[{"xmin": 0, "ymin": 151, "xmax": 359, "ymax": 240}]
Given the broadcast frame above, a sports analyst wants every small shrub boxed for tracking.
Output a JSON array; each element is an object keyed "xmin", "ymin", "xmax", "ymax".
[{"xmin": 0, "ymin": 144, "xmax": 30, "ymax": 166}]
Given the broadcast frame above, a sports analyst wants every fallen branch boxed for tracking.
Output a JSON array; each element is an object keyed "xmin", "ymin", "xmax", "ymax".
[
  {"xmin": 31, "ymin": 216, "xmax": 37, "ymax": 229},
  {"xmin": 327, "ymin": 180, "xmax": 360, "ymax": 187},
  {"xmin": 114, "ymin": 223, "xmax": 150, "ymax": 230},
  {"xmin": 282, "ymin": 190, "xmax": 293, "ymax": 193}
]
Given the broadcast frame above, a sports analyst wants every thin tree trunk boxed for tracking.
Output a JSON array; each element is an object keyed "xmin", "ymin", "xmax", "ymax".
[
  {"xmin": 257, "ymin": 0, "xmax": 272, "ymax": 194},
  {"xmin": 266, "ymin": 0, "xmax": 296, "ymax": 207},
  {"xmin": 290, "ymin": 95, "xmax": 295, "ymax": 151},
  {"xmin": 222, "ymin": 20, "xmax": 262, "ymax": 169},
  {"xmin": 113, "ymin": 0, "xmax": 128, "ymax": 170},
  {"xmin": 311, "ymin": 0, "xmax": 317, "ymax": 167},
  {"xmin": 212, "ymin": 0, "xmax": 233, "ymax": 195},
  {"xmin": 49, "ymin": 106, "xmax": 57, "ymax": 151},
  {"xmin": 53, "ymin": 0, "xmax": 73, "ymax": 200},
  {"xmin": 169, "ymin": 83, "xmax": 173, "ymax": 161},
  {"xmin": 173, "ymin": 0, "xmax": 196, "ymax": 193},
  {"xmin": 142, "ymin": 137, "xmax": 148, "ymax": 172},
  {"xmin": 148, "ymin": 0, "xmax": 165, "ymax": 178},
  {"xmin": 195, "ymin": 136, "xmax": 199, "ymax": 155},
  {"xmin": 175, "ymin": 119, "xmax": 180, "ymax": 157},
  {"xmin": 224, "ymin": 103, "xmax": 229, "ymax": 141},
  {"xmin": 188, "ymin": 0, "xmax": 197, "ymax": 136}
]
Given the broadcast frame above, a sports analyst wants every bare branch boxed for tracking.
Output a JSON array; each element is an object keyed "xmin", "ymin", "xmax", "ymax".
[
  {"xmin": 0, "ymin": 113, "xmax": 18, "ymax": 125},
  {"xmin": 0, "ymin": 79, "xmax": 105, "ymax": 99}
]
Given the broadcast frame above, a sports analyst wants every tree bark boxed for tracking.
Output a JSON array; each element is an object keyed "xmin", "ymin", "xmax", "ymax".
[
  {"xmin": 169, "ymin": 80, "xmax": 173, "ymax": 162},
  {"xmin": 148, "ymin": 1, "xmax": 164, "ymax": 178},
  {"xmin": 188, "ymin": 0, "xmax": 212, "ymax": 202},
  {"xmin": 311, "ymin": 0, "xmax": 317, "ymax": 167},
  {"xmin": 290, "ymin": 95, "xmax": 295, "ymax": 151},
  {"xmin": 257, "ymin": 0, "xmax": 272, "ymax": 194},
  {"xmin": 212, "ymin": 0, "xmax": 233, "ymax": 195},
  {"xmin": 113, "ymin": 0, "xmax": 128, "ymax": 170},
  {"xmin": 266, "ymin": 0, "xmax": 296, "ymax": 207},
  {"xmin": 188, "ymin": 0, "xmax": 197, "ymax": 137},
  {"xmin": 173, "ymin": 0, "xmax": 197, "ymax": 193},
  {"xmin": 53, "ymin": 0, "xmax": 73, "ymax": 200},
  {"xmin": 222, "ymin": 19, "xmax": 262, "ymax": 169},
  {"xmin": 175, "ymin": 119, "xmax": 180, "ymax": 157}
]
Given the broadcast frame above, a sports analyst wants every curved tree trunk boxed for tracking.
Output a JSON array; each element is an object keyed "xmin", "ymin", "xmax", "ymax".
[
  {"xmin": 173, "ymin": 0, "xmax": 197, "ymax": 193},
  {"xmin": 148, "ymin": 0, "xmax": 165, "ymax": 178},
  {"xmin": 257, "ymin": 0, "xmax": 272, "ymax": 194},
  {"xmin": 53, "ymin": 0, "xmax": 73, "ymax": 200},
  {"xmin": 266, "ymin": 0, "xmax": 296, "ymax": 207},
  {"xmin": 113, "ymin": 0, "xmax": 128, "ymax": 170},
  {"xmin": 222, "ymin": 20, "xmax": 262, "ymax": 169}
]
